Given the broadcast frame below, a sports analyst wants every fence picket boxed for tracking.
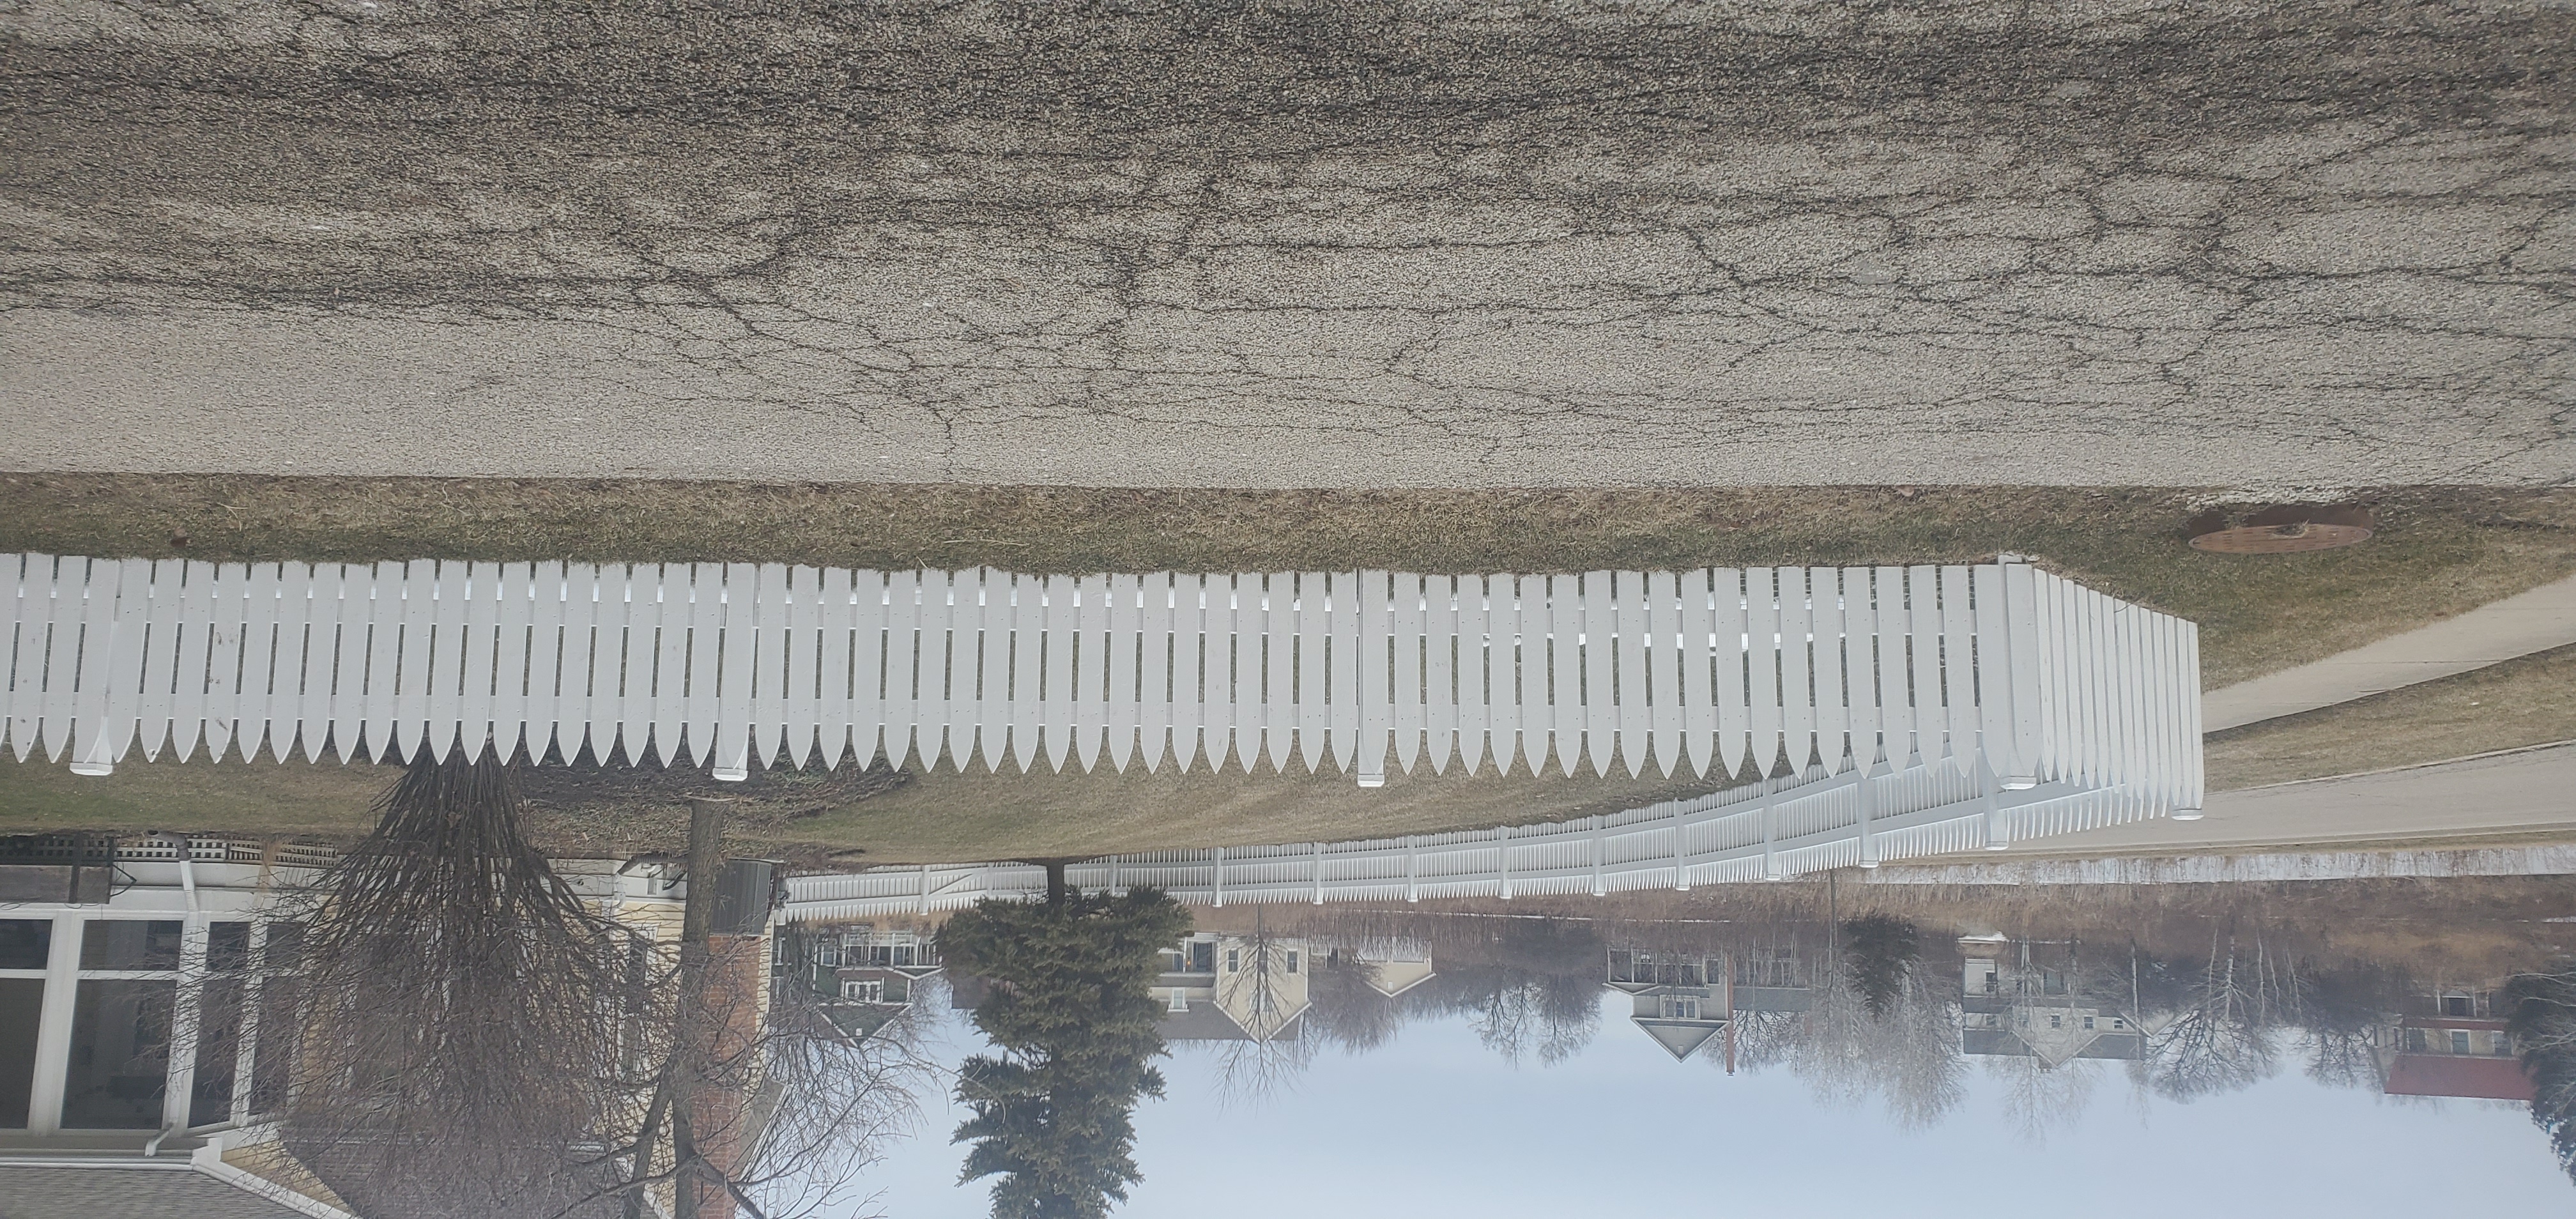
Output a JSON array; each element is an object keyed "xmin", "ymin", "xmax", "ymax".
[{"xmin": 7, "ymin": 556, "xmax": 2197, "ymax": 803}]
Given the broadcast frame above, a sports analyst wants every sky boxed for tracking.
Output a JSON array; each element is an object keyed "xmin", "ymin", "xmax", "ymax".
[{"xmin": 843, "ymin": 995, "xmax": 2568, "ymax": 1218}]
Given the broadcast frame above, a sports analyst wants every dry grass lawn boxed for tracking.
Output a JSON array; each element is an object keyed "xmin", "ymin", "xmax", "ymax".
[
  {"xmin": 4, "ymin": 477, "xmax": 2572, "ymax": 858},
  {"xmin": 0, "ymin": 749, "xmax": 1736, "ymax": 864},
  {"xmin": 8, "ymin": 477, "xmax": 2572, "ymax": 687},
  {"xmin": 2204, "ymin": 643, "xmax": 2576, "ymax": 790}
]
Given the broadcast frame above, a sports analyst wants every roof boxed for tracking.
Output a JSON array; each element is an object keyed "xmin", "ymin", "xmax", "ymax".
[
  {"xmin": 1963, "ymin": 1027, "xmax": 2144, "ymax": 1065},
  {"xmin": 1154, "ymin": 1004, "xmax": 1306, "ymax": 1043},
  {"xmin": 1632, "ymin": 1018, "xmax": 1726, "ymax": 1062},
  {"xmin": 2384, "ymin": 1055, "xmax": 2536, "ymax": 1101},
  {"xmin": 0, "ymin": 1165, "xmax": 319, "ymax": 1219}
]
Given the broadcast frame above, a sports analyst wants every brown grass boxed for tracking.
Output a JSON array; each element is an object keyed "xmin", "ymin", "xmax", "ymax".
[
  {"xmin": 5, "ymin": 478, "xmax": 2573, "ymax": 857},
  {"xmin": 0, "ymin": 747, "xmax": 1738, "ymax": 864},
  {"xmin": 2205, "ymin": 643, "xmax": 2576, "ymax": 790},
  {"xmin": 6, "ymin": 477, "xmax": 2572, "ymax": 687}
]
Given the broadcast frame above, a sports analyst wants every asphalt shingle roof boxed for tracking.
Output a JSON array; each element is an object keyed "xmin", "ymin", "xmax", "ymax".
[{"xmin": 0, "ymin": 1165, "xmax": 317, "ymax": 1219}]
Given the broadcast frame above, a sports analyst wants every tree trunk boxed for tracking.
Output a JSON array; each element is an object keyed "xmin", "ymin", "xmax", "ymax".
[{"xmin": 669, "ymin": 798, "xmax": 728, "ymax": 1219}]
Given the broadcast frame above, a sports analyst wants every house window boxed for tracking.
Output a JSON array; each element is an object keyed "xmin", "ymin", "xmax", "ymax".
[
  {"xmin": 1660, "ymin": 996, "xmax": 1699, "ymax": 1020},
  {"xmin": 1225, "ymin": 949, "xmax": 1239, "ymax": 973},
  {"xmin": 842, "ymin": 979, "xmax": 885, "ymax": 1002},
  {"xmin": 64, "ymin": 979, "xmax": 176, "ymax": 1129},
  {"xmin": 2112, "ymin": 1018, "xmax": 2126, "ymax": 1029},
  {"xmin": 2049, "ymin": 1015, "xmax": 2062, "ymax": 1029},
  {"xmin": 0, "ymin": 921, "xmax": 48, "ymax": 970},
  {"xmin": 2451, "ymin": 1031, "xmax": 2472, "ymax": 1055},
  {"xmin": 2442, "ymin": 995, "xmax": 2474, "ymax": 1017},
  {"xmin": 80, "ymin": 921, "xmax": 183, "ymax": 970},
  {"xmin": 0, "ymin": 978, "xmax": 42, "ymax": 1128},
  {"xmin": 2082, "ymin": 1016, "xmax": 2095, "ymax": 1031}
]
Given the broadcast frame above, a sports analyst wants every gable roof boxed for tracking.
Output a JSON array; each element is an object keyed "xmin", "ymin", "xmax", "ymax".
[
  {"xmin": 1632, "ymin": 1017, "xmax": 1726, "ymax": 1062},
  {"xmin": 1156, "ymin": 1004, "xmax": 1310, "ymax": 1044}
]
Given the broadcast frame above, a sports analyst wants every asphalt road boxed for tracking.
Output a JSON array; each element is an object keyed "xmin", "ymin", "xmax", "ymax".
[{"xmin": 3, "ymin": 1, "xmax": 2570, "ymax": 487}]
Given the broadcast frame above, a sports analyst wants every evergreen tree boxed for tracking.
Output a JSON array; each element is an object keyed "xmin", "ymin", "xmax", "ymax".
[
  {"xmin": 941, "ymin": 875, "xmax": 1192, "ymax": 1219},
  {"xmin": 1842, "ymin": 914, "xmax": 1920, "ymax": 1020},
  {"xmin": 2505, "ymin": 964, "xmax": 2576, "ymax": 1185}
]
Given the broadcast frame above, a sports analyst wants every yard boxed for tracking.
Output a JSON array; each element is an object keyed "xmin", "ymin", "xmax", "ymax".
[{"xmin": 4, "ymin": 477, "xmax": 2570, "ymax": 861}]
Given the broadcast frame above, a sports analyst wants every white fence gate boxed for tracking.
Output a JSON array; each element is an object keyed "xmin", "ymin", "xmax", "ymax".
[{"xmin": 4, "ymin": 556, "xmax": 2197, "ymax": 801}]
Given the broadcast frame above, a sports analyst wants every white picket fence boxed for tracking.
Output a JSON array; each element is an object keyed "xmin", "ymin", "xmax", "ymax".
[
  {"xmin": 4, "ymin": 555, "xmax": 2198, "ymax": 798},
  {"xmin": 781, "ymin": 752, "xmax": 2190, "ymax": 917}
]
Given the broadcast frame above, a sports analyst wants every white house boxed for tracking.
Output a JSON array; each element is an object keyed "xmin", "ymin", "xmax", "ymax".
[
  {"xmin": 1606, "ymin": 946, "xmax": 1820, "ymax": 1066},
  {"xmin": 1150, "ymin": 932, "xmax": 1434, "ymax": 1043},
  {"xmin": 1959, "ymin": 939, "xmax": 2142, "ymax": 1066},
  {"xmin": 0, "ymin": 833, "xmax": 724, "ymax": 1219}
]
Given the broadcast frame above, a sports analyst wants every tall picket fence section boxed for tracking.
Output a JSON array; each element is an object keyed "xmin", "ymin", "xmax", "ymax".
[{"xmin": 4, "ymin": 556, "xmax": 2198, "ymax": 815}]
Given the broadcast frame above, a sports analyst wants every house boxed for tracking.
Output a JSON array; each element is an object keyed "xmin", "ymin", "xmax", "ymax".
[
  {"xmin": 1604, "ymin": 946, "xmax": 1816, "ymax": 1066},
  {"xmin": 1326, "ymin": 935, "xmax": 1438, "ymax": 999},
  {"xmin": 0, "ymin": 834, "xmax": 383, "ymax": 1218},
  {"xmin": 1153, "ymin": 932, "xmax": 1313, "ymax": 1043},
  {"xmin": 1959, "ymin": 938, "xmax": 2143, "ymax": 1066},
  {"xmin": 0, "ymin": 833, "xmax": 774, "ymax": 1219},
  {"xmin": 779, "ymin": 923, "xmax": 945, "ymax": 1016},
  {"xmin": 2373, "ymin": 986, "xmax": 2533, "ymax": 1101},
  {"xmin": 1606, "ymin": 948, "xmax": 1731, "ymax": 1062},
  {"xmin": 1146, "ymin": 931, "xmax": 1434, "ymax": 1043}
]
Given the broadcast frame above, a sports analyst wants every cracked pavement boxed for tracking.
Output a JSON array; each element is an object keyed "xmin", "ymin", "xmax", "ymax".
[{"xmin": 2, "ymin": 0, "xmax": 2570, "ymax": 487}]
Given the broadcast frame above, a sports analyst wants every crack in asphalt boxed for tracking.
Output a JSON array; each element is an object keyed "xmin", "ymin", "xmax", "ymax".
[{"xmin": 0, "ymin": 0, "xmax": 2569, "ymax": 486}]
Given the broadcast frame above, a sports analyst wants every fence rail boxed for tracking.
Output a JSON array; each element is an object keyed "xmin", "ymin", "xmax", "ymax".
[
  {"xmin": 5, "ymin": 556, "xmax": 2198, "ymax": 799},
  {"xmin": 781, "ymin": 755, "xmax": 2179, "ymax": 917}
]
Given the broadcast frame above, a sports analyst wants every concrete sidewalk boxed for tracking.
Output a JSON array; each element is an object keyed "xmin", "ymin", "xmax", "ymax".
[
  {"xmin": 1995, "ymin": 741, "xmax": 2576, "ymax": 857},
  {"xmin": 2202, "ymin": 571, "xmax": 2576, "ymax": 731}
]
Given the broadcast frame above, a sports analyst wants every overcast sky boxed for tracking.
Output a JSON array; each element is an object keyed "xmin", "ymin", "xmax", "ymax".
[{"xmin": 847, "ymin": 995, "xmax": 2567, "ymax": 1218}]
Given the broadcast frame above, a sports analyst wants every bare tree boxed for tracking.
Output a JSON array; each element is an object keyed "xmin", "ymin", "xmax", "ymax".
[
  {"xmin": 1306, "ymin": 948, "xmax": 1402, "ymax": 1054},
  {"xmin": 2133, "ymin": 931, "xmax": 2285, "ymax": 1103},
  {"xmin": 584, "ymin": 799, "xmax": 935, "ymax": 1219},
  {"xmin": 1204, "ymin": 914, "xmax": 1317, "ymax": 1103},
  {"xmin": 282, "ymin": 749, "xmax": 928, "ymax": 1219},
  {"xmin": 1441, "ymin": 970, "xmax": 1597, "ymax": 1067},
  {"xmin": 1787, "ymin": 949, "xmax": 1965, "ymax": 1130},
  {"xmin": 1988, "ymin": 1054, "xmax": 2104, "ymax": 1142},
  {"xmin": 283, "ymin": 746, "xmax": 640, "ymax": 1219},
  {"xmin": 1871, "ymin": 970, "xmax": 1969, "ymax": 1130},
  {"xmin": 2294, "ymin": 962, "xmax": 2411, "ymax": 1091}
]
